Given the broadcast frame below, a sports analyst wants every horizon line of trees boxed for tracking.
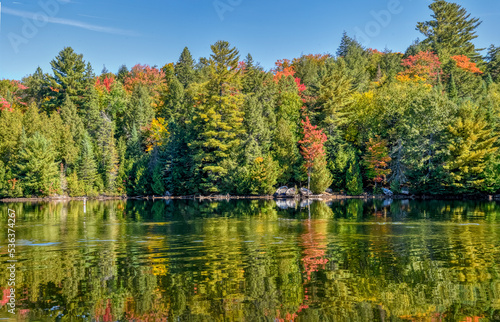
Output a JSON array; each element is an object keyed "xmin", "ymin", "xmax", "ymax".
[{"xmin": 0, "ymin": 0, "xmax": 499, "ymax": 198}]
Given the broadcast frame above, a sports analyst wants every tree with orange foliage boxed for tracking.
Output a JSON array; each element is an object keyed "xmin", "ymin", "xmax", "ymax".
[
  {"xmin": 123, "ymin": 64, "xmax": 167, "ymax": 110},
  {"xmin": 451, "ymin": 55, "xmax": 482, "ymax": 74},
  {"xmin": 398, "ymin": 51, "xmax": 442, "ymax": 84},
  {"xmin": 363, "ymin": 136, "xmax": 391, "ymax": 190}
]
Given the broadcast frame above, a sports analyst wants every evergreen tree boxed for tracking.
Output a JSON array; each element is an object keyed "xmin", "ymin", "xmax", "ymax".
[
  {"xmin": 273, "ymin": 117, "xmax": 301, "ymax": 185},
  {"xmin": 175, "ymin": 47, "xmax": 195, "ymax": 88},
  {"xmin": 78, "ymin": 132, "xmax": 98, "ymax": 194},
  {"xmin": 95, "ymin": 111, "xmax": 119, "ymax": 192},
  {"xmin": 444, "ymin": 103, "xmax": 498, "ymax": 192},
  {"xmin": 189, "ymin": 41, "xmax": 244, "ymax": 193},
  {"xmin": 48, "ymin": 47, "xmax": 89, "ymax": 109},
  {"xmin": 336, "ymin": 33, "xmax": 370, "ymax": 91},
  {"xmin": 310, "ymin": 154, "xmax": 333, "ymax": 194},
  {"xmin": 417, "ymin": 0, "xmax": 483, "ymax": 63},
  {"xmin": 345, "ymin": 158, "xmax": 363, "ymax": 195},
  {"xmin": 317, "ymin": 59, "xmax": 354, "ymax": 131},
  {"xmin": 486, "ymin": 45, "xmax": 500, "ymax": 82},
  {"xmin": 127, "ymin": 85, "xmax": 154, "ymax": 132},
  {"xmin": 17, "ymin": 132, "xmax": 59, "ymax": 196},
  {"xmin": 21, "ymin": 67, "xmax": 51, "ymax": 108},
  {"xmin": 116, "ymin": 64, "xmax": 129, "ymax": 83},
  {"xmin": 447, "ymin": 73, "xmax": 458, "ymax": 100},
  {"xmin": 60, "ymin": 95, "xmax": 85, "ymax": 142}
]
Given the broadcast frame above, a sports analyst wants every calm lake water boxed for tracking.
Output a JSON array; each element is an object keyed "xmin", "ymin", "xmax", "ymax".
[{"xmin": 0, "ymin": 199, "xmax": 499, "ymax": 321}]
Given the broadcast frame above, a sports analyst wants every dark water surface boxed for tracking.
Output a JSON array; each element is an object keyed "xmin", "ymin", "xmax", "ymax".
[{"xmin": 0, "ymin": 199, "xmax": 499, "ymax": 321}]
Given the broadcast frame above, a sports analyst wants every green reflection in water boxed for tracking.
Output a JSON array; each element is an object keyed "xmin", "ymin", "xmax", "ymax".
[{"xmin": 0, "ymin": 199, "xmax": 499, "ymax": 321}]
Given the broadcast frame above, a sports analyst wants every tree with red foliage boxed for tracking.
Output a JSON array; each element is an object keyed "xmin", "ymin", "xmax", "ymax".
[
  {"xmin": 299, "ymin": 116, "xmax": 327, "ymax": 191},
  {"xmin": 95, "ymin": 75, "xmax": 115, "ymax": 93},
  {"xmin": 363, "ymin": 136, "xmax": 392, "ymax": 189},
  {"xmin": 123, "ymin": 64, "xmax": 167, "ymax": 110},
  {"xmin": 399, "ymin": 51, "xmax": 442, "ymax": 84}
]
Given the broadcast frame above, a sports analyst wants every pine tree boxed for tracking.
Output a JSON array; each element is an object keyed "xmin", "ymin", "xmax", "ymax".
[
  {"xmin": 95, "ymin": 111, "xmax": 119, "ymax": 192},
  {"xmin": 447, "ymin": 73, "xmax": 458, "ymax": 100},
  {"xmin": 273, "ymin": 117, "xmax": 301, "ymax": 185},
  {"xmin": 48, "ymin": 47, "xmax": 89, "ymax": 109},
  {"xmin": 244, "ymin": 155, "xmax": 279, "ymax": 195},
  {"xmin": 310, "ymin": 154, "xmax": 333, "ymax": 194},
  {"xmin": 345, "ymin": 158, "xmax": 363, "ymax": 195},
  {"xmin": 336, "ymin": 33, "xmax": 370, "ymax": 91},
  {"xmin": 486, "ymin": 45, "xmax": 500, "ymax": 82},
  {"xmin": 124, "ymin": 85, "xmax": 154, "ymax": 135},
  {"xmin": 417, "ymin": 0, "xmax": 483, "ymax": 63},
  {"xmin": 151, "ymin": 162, "xmax": 165, "ymax": 195},
  {"xmin": 60, "ymin": 95, "xmax": 85, "ymax": 146},
  {"xmin": 175, "ymin": 47, "xmax": 195, "ymax": 88},
  {"xmin": 48, "ymin": 111, "xmax": 77, "ymax": 168},
  {"xmin": 17, "ymin": 132, "xmax": 59, "ymax": 196},
  {"xmin": 444, "ymin": 103, "xmax": 498, "ymax": 192},
  {"xmin": 317, "ymin": 59, "xmax": 354, "ymax": 131},
  {"xmin": 116, "ymin": 65, "xmax": 129, "ymax": 83},
  {"xmin": 78, "ymin": 132, "xmax": 98, "ymax": 194},
  {"xmin": 189, "ymin": 41, "xmax": 244, "ymax": 193}
]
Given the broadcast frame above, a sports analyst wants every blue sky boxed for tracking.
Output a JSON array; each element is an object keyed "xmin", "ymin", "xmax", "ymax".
[{"xmin": 1, "ymin": 0, "xmax": 499, "ymax": 80}]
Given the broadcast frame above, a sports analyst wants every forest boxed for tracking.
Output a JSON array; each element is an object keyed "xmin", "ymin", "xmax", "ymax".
[{"xmin": 0, "ymin": 0, "xmax": 499, "ymax": 198}]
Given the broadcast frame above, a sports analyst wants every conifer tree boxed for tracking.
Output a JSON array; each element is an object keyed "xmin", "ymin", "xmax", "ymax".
[
  {"xmin": 345, "ymin": 158, "xmax": 363, "ymax": 195},
  {"xmin": 48, "ymin": 47, "xmax": 89, "ymax": 109},
  {"xmin": 175, "ymin": 47, "xmax": 195, "ymax": 88},
  {"xmin": 78, "ymin": 132, "xmax": 98, "ymax": 194},
  {"xmin": 486, "ymin": 45, "xmax": 500, "ymax": 82},
  {"xmin": 310, "ymin": 154, "xmax": 333, "ymax": 194},
  {"xmin": 336, "ymin": 33, "xmax": 370, "ymax": 91},
  {"xmin": 95, "ymin": 112, "xmax": 119, "ymax": 192},
  {"xmin": 417, "ymin": 0, "xmax": 483, "ymax": 62},
  {"xmin": 444, "ymin": 103, "xmax": 498, "ymax": 192},
  {"xmin": 189, "ymin": 41, "xmax": 244, "ymax": 193},
  {"xmin": 60, "ymin": 95, "xmax": 85, "ymax": 146},
  {"xmin": 17, "ymin": 132, "xmax": 59, "ymax": 196},
  {"xmin": 447, "ymin": 73, "xmax": 458, "ymax": 100}
]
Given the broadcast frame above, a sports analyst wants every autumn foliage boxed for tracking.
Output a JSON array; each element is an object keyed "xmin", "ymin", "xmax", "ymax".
[
  {"xmin": 272, "ymin": 59, "xmax": 306, "ymax": 93},
  {"xmin": 299, "ymin": 116, "xmax": 327, "ymax": 190},
  {"xmin": 123, "ymin": 64, "xmax": 167, "ymax": 109},
  {"xmin": 95, "ymin": 75, "xmax": 115, "ymax": 92},
  {"xmin": 451, "ymin": 55, "xmax": 483, "ymax": 74},
  {"xmin": 363, "ymin": 136, "xmax": 392, "ymax": 186},
  {"xmin": 399, "ymin": 51, "xmax": 442, "ymax": 83}
]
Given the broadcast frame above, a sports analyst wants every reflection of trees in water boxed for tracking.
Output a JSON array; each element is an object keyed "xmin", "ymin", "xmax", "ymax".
[{"xmin": 0, "ymin": 200, "xmax": 499, "ymax": 320}]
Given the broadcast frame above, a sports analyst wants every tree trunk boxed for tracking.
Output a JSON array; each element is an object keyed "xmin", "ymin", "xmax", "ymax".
[{"xmin": 307, "ymin": 167, "xmax": 311, "ymax": 192}]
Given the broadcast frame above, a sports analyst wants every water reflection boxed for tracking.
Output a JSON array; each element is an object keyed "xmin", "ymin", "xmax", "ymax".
[{"xmin": 0, "ymin": 199, "xmax": 499, "ymax": 321}]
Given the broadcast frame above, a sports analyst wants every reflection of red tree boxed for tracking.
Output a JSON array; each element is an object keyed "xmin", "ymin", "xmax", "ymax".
[
  {"xmin": 301, "ymin": 220, "xmax": 328, "ymax": 281},
  {"xmin": 0, "ymin": 288, "xmax": 10, "ymax": 306},
  {"xmin": 124, "ymin": 297, "xmax": 169, "ymax": 321},
  {"xmin": 276, "ymin": 219, "xmax": 328, "ymax": 321},
  {"xmin": 95, "ymin": 299, "xmax": 113, "ymax": 322}
]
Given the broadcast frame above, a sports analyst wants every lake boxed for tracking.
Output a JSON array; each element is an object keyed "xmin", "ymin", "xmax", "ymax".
[{"xmin": 0, "ymin": 199, "xmax": 499, "ymax": 321}]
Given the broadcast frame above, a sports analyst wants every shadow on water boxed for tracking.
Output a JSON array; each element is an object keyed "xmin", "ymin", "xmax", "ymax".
[{"xmin": 0, "ymin": 199, "xmax": 499, "ymax": 321}]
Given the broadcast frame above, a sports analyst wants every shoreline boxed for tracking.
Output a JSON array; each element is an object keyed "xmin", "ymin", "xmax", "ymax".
[{"xmin": 1, "ymin": 193, "xmax": 500, "ymax": 203}]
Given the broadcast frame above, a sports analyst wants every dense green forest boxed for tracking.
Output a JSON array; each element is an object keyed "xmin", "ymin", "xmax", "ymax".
[{"xmin": 1, "ymin": 0, "xmax": 499, "ymax": 197}]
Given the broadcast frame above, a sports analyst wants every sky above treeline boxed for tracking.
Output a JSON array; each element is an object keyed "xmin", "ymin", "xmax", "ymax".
[{"xmin": 1, "ymin": 0, "xmax": 499, "ymax": 80}]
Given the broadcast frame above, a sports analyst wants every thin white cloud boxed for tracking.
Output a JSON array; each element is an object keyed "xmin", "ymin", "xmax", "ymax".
[
  {"xmin": 78, "ymin": 13, "xmax": 105, "ymax": 19},
  {"xmin": 3, "ymin": 7, "xmax": 140, "ymax": 36}
]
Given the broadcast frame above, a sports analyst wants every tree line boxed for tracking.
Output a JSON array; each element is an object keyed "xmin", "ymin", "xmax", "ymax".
[{"xmin": 0, "ymin": 0, "xmax": 499, "ymax": 197}]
